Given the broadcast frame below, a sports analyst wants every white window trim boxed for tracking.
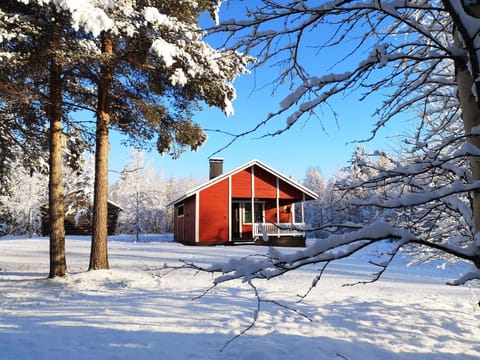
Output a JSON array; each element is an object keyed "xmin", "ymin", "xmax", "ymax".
[
  {"xmin": 243, "ymin": 201, "xmax": 264, "ymax": 225},
  {"xmin": 177, "ymin": 204, "xmax": 185, "ymax": 218}
]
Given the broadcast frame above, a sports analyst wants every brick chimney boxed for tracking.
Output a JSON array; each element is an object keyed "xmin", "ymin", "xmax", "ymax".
[{"xmin": 209, "ymin": 158, "xmax": 224, "ymax": 179}]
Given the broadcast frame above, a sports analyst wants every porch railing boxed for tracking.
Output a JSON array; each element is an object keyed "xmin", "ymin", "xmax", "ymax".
[{"xmin": 253, "ymin": 222, "xmax": 306, "ymax": 238}]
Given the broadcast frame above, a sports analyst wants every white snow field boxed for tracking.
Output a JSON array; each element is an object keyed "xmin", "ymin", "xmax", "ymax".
[{"xmin": 0, "ymin": 235, "xmax": 479, "ymax": 360}]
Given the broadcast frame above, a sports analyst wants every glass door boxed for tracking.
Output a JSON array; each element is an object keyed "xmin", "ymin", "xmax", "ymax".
[{"xmin": 231, "ymin": 202, "xmax": 241, "ymax": 239}]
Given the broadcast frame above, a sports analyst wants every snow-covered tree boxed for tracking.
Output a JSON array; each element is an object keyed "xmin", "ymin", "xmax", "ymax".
[
  {"xmin": 110, "ymin": 149, "xmax": 204, "ymax": 238},
  {"xmin": 0, "ymin": 156, "xmax": 48, "ymax": 236},
  {"xmin": 62, "ymin": 152, "xmax": 95, "ymax": 226},
  {"xmin": 110, "ymin": 149, "xmax": 161, "ymax": 240},
  {"xmin": 0, "ymin": 1, "xmax": 99, "ymax": 277},
  {"xmin": 336, "ymin": 146, "xmax": 391, "ymax": 225},
  {"xmin": 302, "ymin": 167, "xmax": 327, "ymax": 237},
  {"xmin": 0, "ymin": 88, "xmax": 48, "ymax": 196},
  {"xmin": 341, "ymin": 116, "xmax": 476, "ymax": 269},
  {"xmin": 1, "ymin": 0, "xmax": 252, "ymax": 274},
  {"xmin": 302, "ymin": 149, "xmax": 396, "ymax": 240},
  {"xmin": 0, "ymin": 148, "xmax": 91, "ymax": 237},
  {"xmin": 80, "ymin": 0, "xmax": 252, "ymax": 270},
  {"xmin": 188, "ymin": 1, "xmax": 480, "ymax": 286}
]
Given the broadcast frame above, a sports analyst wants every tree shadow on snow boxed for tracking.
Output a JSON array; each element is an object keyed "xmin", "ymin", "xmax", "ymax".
[{"xmin": 0, "ymin": 319, "xmax": 478, "ymax": 360}]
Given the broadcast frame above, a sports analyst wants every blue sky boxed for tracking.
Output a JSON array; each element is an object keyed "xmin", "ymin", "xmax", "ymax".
[
  {"xmin": 108, "ymin": 2, "xmax": 404, "ymax": 184},
  {"xmin": 109, "ymin": 69, "xmax": 399, "ymax": 183}
]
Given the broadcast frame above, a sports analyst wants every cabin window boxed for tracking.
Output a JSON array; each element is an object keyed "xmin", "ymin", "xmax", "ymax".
[
  {"xmin": 244, "ymin": 202, "xmax": 263, "ymax": 224},
  {"xmin": 177, "ymin": 204, "xmax": 184, "ymax": 217},
  {"xmin": 294, "ymin": 203, "xmax": 302, "ymax": 223}
]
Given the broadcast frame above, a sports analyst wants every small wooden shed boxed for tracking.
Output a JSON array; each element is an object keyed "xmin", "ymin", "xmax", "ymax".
[
  {"xmin": 167, "ymin": 159, "xmax": 318, "ymax": 247},
  {"xmin": 41, "ymin": 190, "xmax": 122, "ymax": 236}
]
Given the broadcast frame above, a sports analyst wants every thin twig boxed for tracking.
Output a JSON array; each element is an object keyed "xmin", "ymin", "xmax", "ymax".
[{"xmin": 297, "ymin": 261, "xmax": 331, "ymax": 302}]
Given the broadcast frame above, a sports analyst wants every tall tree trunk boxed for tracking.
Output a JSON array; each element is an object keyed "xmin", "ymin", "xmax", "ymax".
[
  {"xmin": 48, "ymin": 24, "xmax": 67, "ymax": 278},
  {"xmin": 457, "ymin": 61, "xmax": 480, "ymax": 226},
  {"xmin": 89, "ymin": 31, "xmax": 113, "ymax": 270},
  {"xmin": 455, "ymin": 58, "xmax": 480, "ymax": 268}
]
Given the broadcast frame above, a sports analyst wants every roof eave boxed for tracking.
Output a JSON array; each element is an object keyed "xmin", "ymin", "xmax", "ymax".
[{"xmin": 166, "ymin": 159, "xmax": 319, "ymax": 207}]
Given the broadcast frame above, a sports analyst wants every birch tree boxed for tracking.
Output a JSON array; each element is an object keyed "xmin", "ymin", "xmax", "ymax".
[
  {"xmin": 109, "ymin": 149, "xmax": 161, "ymax": 240},
  {"xmin": 0, "ymin": 156, "xmax": 48, "ymax": 236},
  {"xmin": 191, "ymin": 1, "xmax": 480, "ymax": 285}
]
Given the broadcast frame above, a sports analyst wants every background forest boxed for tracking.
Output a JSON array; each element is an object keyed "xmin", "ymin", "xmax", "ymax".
[
  {"xmin": 0, "ymin": 145, "xmax": 392, "ymax": 241},
  {"xmin": 3, "ymin": 0, "xmax": 480, "ymax": 279},
  {"xmin": 2, "ymin": 1, "xmax": 480, "ymax": 357}
]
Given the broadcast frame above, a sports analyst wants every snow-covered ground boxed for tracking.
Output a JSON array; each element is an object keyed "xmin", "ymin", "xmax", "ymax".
[{"xmin": 1, "ymin": 235, "xmax": 479, "ymax": 360}]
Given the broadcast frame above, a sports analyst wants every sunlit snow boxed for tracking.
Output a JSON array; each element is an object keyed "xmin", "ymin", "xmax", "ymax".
[{"xmin": 0, "ymin": 235, "xmax": 479, "ymax": 359}]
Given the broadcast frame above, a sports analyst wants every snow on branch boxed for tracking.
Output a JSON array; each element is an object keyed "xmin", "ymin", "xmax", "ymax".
[
  {"xmin": 49, "ymin": 0, "xmax": 114, "ymax": 36},
  {"xmin": 448, "ymin": 270, "xmax": 480, "ymax": 285},
  {"xmin": 354, "ymin": 180, "xmax": 480, "ymax": 208},
  {"xmin": 202, "ymin": 223, "xmax": 412, "ymax": 283},
  {"xmin": 168, "ymin": 222, "xmax": 479, "ymax": 289},
  {"xmin": 206, "ymin": 0, "xmax": 460, "ymax": 143}
]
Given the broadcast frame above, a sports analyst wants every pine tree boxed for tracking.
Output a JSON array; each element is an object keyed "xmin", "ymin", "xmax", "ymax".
[
  {"xmin": 0, "ymin": 1, "xmax": 101, "ymax": 277},
  {"xmin": 2, "ymin": 1, "xmax": 251, "ymax": 273},
  {"xmin": 0, "ymin": 2, "xmax": 49, "ymax": 202},
  {"xmin": 84, "ymin": 1, "xmax": 251, "ymax": 270}
]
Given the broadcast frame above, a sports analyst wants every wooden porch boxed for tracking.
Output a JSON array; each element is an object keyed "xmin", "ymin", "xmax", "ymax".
[
  {"xmin": 253, "ymin": 222, "xmax": 306, "ymax": 238},
  {"xmin": 230, "ymin": 222, "xmax": 307, "ymax": 247}
]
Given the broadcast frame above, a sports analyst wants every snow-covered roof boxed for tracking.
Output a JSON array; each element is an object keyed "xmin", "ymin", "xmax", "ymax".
[{"xmin": 167, "ymin": 159, "xmax": 318, "ymax": 207}]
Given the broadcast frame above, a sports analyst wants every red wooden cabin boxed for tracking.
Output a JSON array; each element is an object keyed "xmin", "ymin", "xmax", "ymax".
[{"xmin": 168, "ymin": 159, "xmax": 318, "ymax": 247}]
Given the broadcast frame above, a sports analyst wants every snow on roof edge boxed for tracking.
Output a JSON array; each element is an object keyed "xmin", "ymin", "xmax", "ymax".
[{"xmin": 166, "ymin": 159, "xmax": 318, "ymax": 207}]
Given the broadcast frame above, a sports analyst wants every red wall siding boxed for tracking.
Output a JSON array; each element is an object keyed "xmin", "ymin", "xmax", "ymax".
[
  {"xmin": 278, "ymin": 200, "xmax": 294, "ymax": 223},
  {"xmin": 254, "ymin": 166, "xmax": 277, "ymax": 198},
  {"xmin": 231, "ymin": 169, "xmax": 252, "ymax": 198},
  {"xmin": 231, "ymin": 165, "xmax": 305, "ymax": 201},
  {"xmin": 199, "ymin": 179, "xmax": 229, "ymax": 243},
  {"xmin": 279, "ymin": 179, "xmax": 304, "ymax": 200},
  {"xmin": 263, "ymin": 199, "xmax": 294, "ymax": 223},
  {"xmin": 174, "ymin": 205, "xmax": 184, "ymax": 242},
  {"xmin": 264, "ymin": 199, "xmax": 277, "ymax": 223},
  {"xmin": 175, "ymin": 195, "xmax": 196, "ymax": 244},
  {"xmin": 184, "ymin": 195, "xmax": 196, "ymax": 243},
  {"xmin": 241, "ymin": 223, "xmax": 253, "ymax": 238}
]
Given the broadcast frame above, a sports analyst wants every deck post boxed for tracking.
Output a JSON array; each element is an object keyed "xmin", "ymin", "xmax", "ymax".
[
  {"xmin": 302, "ymin": 193, "xmax": 305, "ymax": 223},
  {"xmin": 251, "ymin": 166, "xmax": 255, "ymax": 237},
  {"xmin": 276, "ymin": 177, "xmax": 280, "ymax": 238},
  {"xmin": 195, "ymin": 192, "xmax": 199, "ymax": 243}
]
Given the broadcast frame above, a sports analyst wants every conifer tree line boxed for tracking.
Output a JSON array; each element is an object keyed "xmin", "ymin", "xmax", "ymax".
[{"xmin": 0, "ymin": 0, "xmax": 251, "ymax": 277}]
